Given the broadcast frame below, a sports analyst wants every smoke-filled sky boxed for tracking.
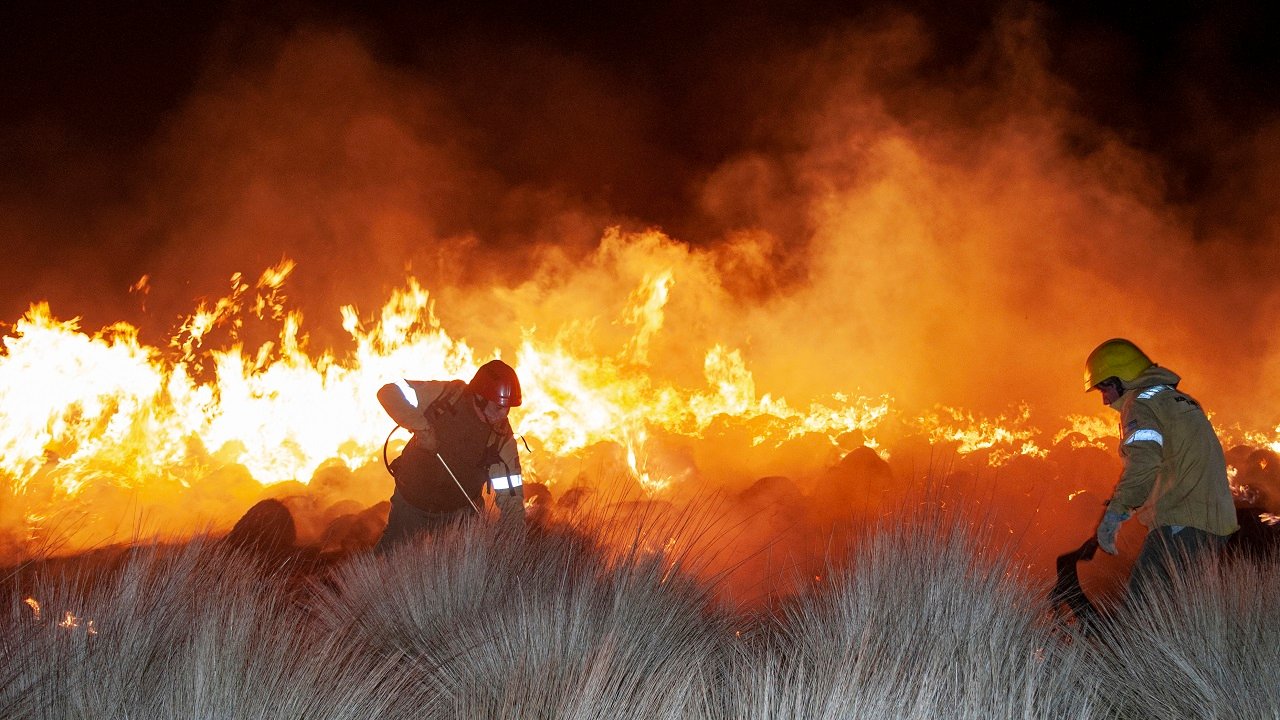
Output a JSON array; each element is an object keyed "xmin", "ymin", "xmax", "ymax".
[{"xmin": 2, "ymin": 0, "xmax": 1279, "ymax": 429}]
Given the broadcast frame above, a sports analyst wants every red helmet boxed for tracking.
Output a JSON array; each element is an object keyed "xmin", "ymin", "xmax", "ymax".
[{"xmin": 468, "ymin": 359, "xmax": 522, "ymax": 407}]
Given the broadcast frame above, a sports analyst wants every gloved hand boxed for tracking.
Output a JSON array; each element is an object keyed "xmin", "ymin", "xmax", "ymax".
[
  {"xmin": 1096, "ymin": 510, "xmax": 1128, "ymax": 555},
  {"xmin": 408, "ymin": 422, "xmax": 438, "ymax": 454},
  {"xmin": 494, "ymin": 489, "xmax": 526, "ymax": 528}
]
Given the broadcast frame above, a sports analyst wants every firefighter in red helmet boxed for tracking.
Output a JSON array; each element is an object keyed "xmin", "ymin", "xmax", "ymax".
[
  {"xmin": 374, "ymin": 359, "xmax": 526, "ymax": 551},
  {"xmin": 1083, "ymin": 338, "xmax": 1237, "ymax": 597}
]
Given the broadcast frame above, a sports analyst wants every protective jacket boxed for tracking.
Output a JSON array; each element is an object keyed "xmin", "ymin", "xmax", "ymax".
[
  {"xmin": 1106, "ymin": 365, "xmax": 1237, "ymax": 536},
  {"xmin": 378, "ymin": 378, "xmax": 524, "ymax": 523}
]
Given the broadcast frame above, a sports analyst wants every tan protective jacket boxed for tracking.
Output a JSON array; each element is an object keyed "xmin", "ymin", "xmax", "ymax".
[
  {"xmin": 378, "ymin": 378, "xmax": 525, "ymax": 524},
  {"xmin": 1106, "ymin": 366, "xmax": 1238, "ymax": 536}
]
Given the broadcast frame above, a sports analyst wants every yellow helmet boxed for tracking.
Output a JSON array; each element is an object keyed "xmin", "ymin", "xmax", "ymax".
[{"xmin": 1084, "ymin": 338, "xmax": 1152, "ymax": 391}]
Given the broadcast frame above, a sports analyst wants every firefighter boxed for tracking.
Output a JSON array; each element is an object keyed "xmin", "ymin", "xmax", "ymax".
[
  {"xmin": 374, "ymin": 359, "xmax": 526, "ymax": 552},
  {"xmin": 1084, "ymin": 338, "xmax": 1238, "ymax": 596}
]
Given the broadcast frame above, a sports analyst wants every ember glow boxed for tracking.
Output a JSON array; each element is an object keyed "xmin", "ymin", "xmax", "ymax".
[{"xmin": 20, "ymin": 596, "xmax": 97, "ymax": 635}]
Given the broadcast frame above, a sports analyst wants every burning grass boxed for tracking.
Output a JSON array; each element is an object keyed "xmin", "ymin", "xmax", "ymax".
[{"xmin": 2, "ymin": 505, "xmax": 1277, "ymax": 719}]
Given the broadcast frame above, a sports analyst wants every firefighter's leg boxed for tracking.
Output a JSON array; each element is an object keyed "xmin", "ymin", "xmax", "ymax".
[
  {"xmin": 1128, "ymin": 525, "xmax": 1223, "ymax": 600},
  {"xmin": 374, "ymin": 491, "xmax": 453, "ymax": 553}
]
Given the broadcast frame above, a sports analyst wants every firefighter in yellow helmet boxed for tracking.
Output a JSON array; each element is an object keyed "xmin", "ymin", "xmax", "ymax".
[
  {"xmin": 1084, "ymin": 339, "xmax": 1238, "ymax": 596},
  {"xmin": 373, "ymin": 359, "xmax": 526, "ymax": 552}
]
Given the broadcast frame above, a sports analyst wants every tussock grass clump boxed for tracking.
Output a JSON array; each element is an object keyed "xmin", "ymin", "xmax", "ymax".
[
  {"xmin": 0, "ymin": 540, "xmax": 426, "ymax": 719},
  {"xmin": 728, "ymin": 515, "xmax": 1099, "ymax": 720},
  {"xmin": 6, "ymin": 501, "xmax": 1278, "ymax": 720},
  {"xmin": 312, "ymin": 511, "xmax": 735, "ymax": 719},
  {"xmin": 1088, "ymin": 549, "xmax": 1280, "ymax": 719},
  {"xmin": 0, "ymin": 591, "xmax": 42, "ymax": 718}
]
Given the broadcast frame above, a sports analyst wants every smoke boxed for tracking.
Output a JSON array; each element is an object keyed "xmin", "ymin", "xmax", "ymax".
[{"xmin": 6, "ymin": 6, "xmax": 1259, "ymax": 423}]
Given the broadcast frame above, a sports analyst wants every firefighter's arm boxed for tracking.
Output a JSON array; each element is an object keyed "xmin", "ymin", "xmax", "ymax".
[
  {"xmin": 490, "ymin": 434, "xmax": 526, "ymax": 525},
  {"xmin": 377, "ymin": 379, "xmax": 442, "ymax": 431},
  {"xmin": 495, "ymin": 487, "xmax": 525, "ymax": 525},
  {"xmin": 1108, "ymin": 401, "xmax": 1163, "ymax": 515}
]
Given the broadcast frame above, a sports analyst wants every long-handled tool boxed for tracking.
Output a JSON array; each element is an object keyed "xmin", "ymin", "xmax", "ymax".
[
  {"xmin": 1051, "ymin": 536, "xmax": 1101, "ymax": 627},
  {"xmin": 382, "ymin": 424, "xmax": 482, "ymax": 515},
  {"xmin": 435, "ymin": 451, "xmax": 482, "ymax": 515}
]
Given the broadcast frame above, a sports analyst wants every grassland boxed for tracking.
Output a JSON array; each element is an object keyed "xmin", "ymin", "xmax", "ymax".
[{"xmin": 2, "ymin": 503, "xmax": 1277, "ymax": 719}]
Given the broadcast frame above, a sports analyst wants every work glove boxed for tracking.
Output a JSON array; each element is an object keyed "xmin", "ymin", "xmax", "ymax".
[
  {"xmin": 494, "ymin": 489, "xmax": 526, "ymax": 528},
  {"xmin": 408, "ymin": 422, "xmax": 438, "ymax": 454},
  {"xmin": 1096, "ymin": 510, "xmax": 1128, "ymax": 555}
]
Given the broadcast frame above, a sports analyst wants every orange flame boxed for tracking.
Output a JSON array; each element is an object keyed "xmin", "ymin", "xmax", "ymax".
[{"xmin": 1, "ymin": 246, "xmax": 1268, "ymax": 562}]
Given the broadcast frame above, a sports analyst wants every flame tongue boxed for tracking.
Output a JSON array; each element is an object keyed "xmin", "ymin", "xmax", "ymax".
[
  {"xmin": 1, "ymin": 246, "xmax": 1274, "ymax": 562},
  {"xmin": 0, "ymin": 255, "xmax": 878, "ymax": 553}
]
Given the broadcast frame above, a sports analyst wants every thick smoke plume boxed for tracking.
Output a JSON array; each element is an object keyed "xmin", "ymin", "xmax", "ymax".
[{"xmin": 3, "ymin": 9, "xmax": 1276, "ymax": 424}]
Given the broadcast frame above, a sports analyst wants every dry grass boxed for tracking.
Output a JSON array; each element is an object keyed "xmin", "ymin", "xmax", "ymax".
[
  {"xmin": 727, "ymin": 513, "xmax": 1100, "ymax": 720},
  {"xmin": 311, "ymin": 507, "xmax": 736, "ymax": 718},
  {"xmin": 1087, "ymin": 548, "xmax": 1280, "ymax": 719},
  {"xmin": 3, "ymin": 505, "xmax": 1278, "ymax": 719},
  {"xmin": 1, "ymin": 540, "xmax": 426, "ymax": 719}
]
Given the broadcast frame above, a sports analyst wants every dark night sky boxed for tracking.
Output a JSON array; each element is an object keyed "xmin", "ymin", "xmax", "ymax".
[
  {"xmin": 1, "ymin": 0, "xmax": 1278, "ymax": 342},
  {"xmin": 4, "ymin": 1, "xmax": 1275, "ymax": 191}
]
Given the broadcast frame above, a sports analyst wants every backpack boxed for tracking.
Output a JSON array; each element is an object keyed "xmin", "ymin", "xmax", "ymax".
[{"xmin": 381, "ymin": 380, "xmax": 469, "ymax": 476}]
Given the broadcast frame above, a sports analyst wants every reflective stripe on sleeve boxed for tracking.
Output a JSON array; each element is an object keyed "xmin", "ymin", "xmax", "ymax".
[
  {"xmin": 1123, "ymin": 429, "xmax": 1163, "ymax": 446},
  {"xmin": 394, "ymin": 379, "xmax": 420, "ymax": 408},
  {"xmin": 1137, "ymin": 385, "xmax": 1168, "ymax": 400},
  {"xmin": 491, "ymin": 474, "xmax": 523, "ymax": 490}
]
